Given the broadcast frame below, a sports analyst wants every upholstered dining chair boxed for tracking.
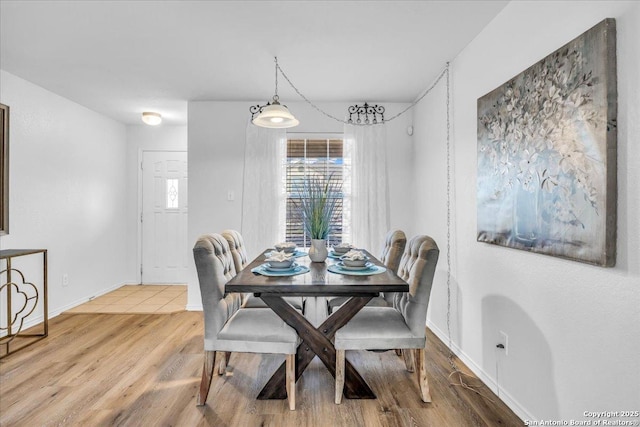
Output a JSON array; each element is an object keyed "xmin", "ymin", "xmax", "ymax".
[
  {"xmin": 334, "ymin": 235, "xmax": 439, "ymax": 404},
  {"xmin": 327, "ymin": 229, "xmax": 407, "ymax": 313},
  {"xmin": 221, "ymin": 229, "xmax": 250, "ymax": 274},
  {"xmin": 193, "ymin": 233, "xmax": 299, "ymax": 410},
  {"xmin": 221, "ymin": 229, "xmax": 304, "ymax": 311}
]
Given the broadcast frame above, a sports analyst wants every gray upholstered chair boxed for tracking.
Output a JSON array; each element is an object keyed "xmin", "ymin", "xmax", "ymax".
[
  {"xmin": 221, "ymin": 229, "xmax": 250, "ymax": 274},
  {"xmin": 334, "ymin": 235, "xmax": 439, "ymax": 404},
  {"xmin": 327, "ymin": 229, "xmax": 407, "ymax": 313},
  {"xmin": 379, "ymin": 230, "xmax": 407, "ymax": 279},
  {"xmin": 221, "ymin": 229, "xmax": 304, "ymax": 311},
  {"xmin": 193, "ymin": 233, "xmax": 299, "ymax": 410}
]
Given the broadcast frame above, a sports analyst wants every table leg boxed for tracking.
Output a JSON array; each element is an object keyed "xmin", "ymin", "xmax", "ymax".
[{"xmin": 258, "ymin": 295, "xmax": 376, "ymax": 400}]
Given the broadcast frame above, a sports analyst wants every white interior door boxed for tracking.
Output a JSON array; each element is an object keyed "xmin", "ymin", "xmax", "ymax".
[{"xmin": 141, "ymin": 151, "xmax": 188, "ymax": 284}]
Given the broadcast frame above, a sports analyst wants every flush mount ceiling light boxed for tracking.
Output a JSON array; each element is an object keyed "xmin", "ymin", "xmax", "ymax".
[
  {"xmin": 249, "ymin": 57, "xmax": 299, "ymax": 129},
  {"xmin": 142, "ymin": 111, "xmax": 162, "ymax": 126}
]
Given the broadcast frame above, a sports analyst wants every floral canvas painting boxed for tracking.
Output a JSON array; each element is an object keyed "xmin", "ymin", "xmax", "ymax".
[{"xmin": 477, "ymin": 19, "xmax": 617, "ymax": 266}]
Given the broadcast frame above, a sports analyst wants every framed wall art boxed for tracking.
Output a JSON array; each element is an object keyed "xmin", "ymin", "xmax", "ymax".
[
  {"xmin": 477, "ymin": 19, "xmax": 617, "ymax": 266},
  {"xmin": 0, "ymin": 103, "xmax": 8, "ymax": 235}
]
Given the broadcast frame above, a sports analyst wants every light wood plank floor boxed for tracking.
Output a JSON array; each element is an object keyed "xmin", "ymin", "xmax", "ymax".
[
  {"xmin": 0, "ymin": 311, "xmax": 522, "ymax": 426},
  {"xmin": 63, "ymin": 285, "xmax": 187, "ymax": 314}
]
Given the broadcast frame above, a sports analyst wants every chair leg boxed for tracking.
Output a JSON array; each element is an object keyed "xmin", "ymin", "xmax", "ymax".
[
  {"xmin": 335, "ymin": 349, "xmax": 345, "ymax": 404},
  {"xmin": 286, "ymin": 354, "xmax": 296, "ymax": 411},
  {"xmin": 416, "ymin": 348, "xmax": 432, "ymax": 403},
  {"xmin": 403, "ymin": 349, "xmax": 416, "ymax": 372},
  {"xmin": 216, "ymin": 351, "xmax": 231, "ymax": 375},
  {"xmin": 197, "ymin": 350, "xmax": 216, "ymax": 406}
]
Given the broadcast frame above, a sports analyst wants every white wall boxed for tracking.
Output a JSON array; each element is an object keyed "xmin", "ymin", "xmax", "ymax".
[
  {"xmin": 413, "ymin": 1, "xmax": 639, "ymax": 422},
  {"xmin": 187, "ymin": 100, "xmax": 413, "ymax": 309},
  {"xmin": 0, "ymin": 70, "xmax": 132, "ymax": 318},
  {"xmin": 125, "ymin": 125, "xmax": 188, "ymax": 282}
]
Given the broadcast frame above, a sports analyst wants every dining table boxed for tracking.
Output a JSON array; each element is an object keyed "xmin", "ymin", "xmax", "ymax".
[{"xmin": 224, "ymin": 248, "xmax": 409, "ymax": 400}]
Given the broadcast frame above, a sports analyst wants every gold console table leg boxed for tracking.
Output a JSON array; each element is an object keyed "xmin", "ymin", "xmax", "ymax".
[{"xmin": 0, "ymin": 249, "xmax": 48, "ymax": 359}]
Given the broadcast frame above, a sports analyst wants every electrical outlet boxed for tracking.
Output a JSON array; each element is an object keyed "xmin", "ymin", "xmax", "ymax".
[
  {"xmin": 62, "ymin": 273, "xmax": 69, "ymax": 287},
  {"xmin": 499, "ymin": 331, "xmax": 509, "ymax": 356}
]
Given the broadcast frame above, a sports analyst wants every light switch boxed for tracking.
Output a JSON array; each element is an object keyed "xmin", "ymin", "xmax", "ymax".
[{"xmin": 227, "ymin": 190, "xmax": 235, "ymax": 201}]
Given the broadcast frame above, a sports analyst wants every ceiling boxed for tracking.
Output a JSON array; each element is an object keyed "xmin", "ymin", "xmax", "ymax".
[{"xmin": 0, "ymin": 1, "xmax": 508, "ymax": 125}]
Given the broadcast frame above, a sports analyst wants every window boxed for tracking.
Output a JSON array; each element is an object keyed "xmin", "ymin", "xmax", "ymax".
[{"xmin": 285, "ymin": 137, "xmax": 349, "ymax": 248}]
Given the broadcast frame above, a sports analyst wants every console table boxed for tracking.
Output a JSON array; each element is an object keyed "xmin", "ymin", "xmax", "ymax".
[{"xmin": 0, "ymin": 249, "xmax": 48, "ymax": 358}]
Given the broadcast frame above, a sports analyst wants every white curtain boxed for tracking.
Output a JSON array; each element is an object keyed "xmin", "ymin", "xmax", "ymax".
[
  {"xmin": 241, "ymin": 123, "xmax": 287, "ymax": 259},
  {"xmin": 343, "ymin": 123, "xmax": 390, "ymax": 253}
]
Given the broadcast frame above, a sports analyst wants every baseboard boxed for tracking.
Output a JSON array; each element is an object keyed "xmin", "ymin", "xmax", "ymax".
[
  {"xmin": 186, "ymin": 303, "xmax": 202, "ymax": 311},
  {"xmin": 426, "ymin": 319, "xmax": 535, "ymax": 422}
]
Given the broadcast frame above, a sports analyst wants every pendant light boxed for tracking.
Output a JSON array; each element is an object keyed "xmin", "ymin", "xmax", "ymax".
[{"xmin": 250, "ymin": 57, "xmax": 299, "ymax": 128}]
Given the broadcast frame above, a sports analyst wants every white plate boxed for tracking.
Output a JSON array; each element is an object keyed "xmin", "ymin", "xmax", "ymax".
[
  {"xmin": 337, "ymin": 261, "xmax": 374, "ymax": 271},
  {"xmin": 263, "ymin": 262, "xmax": 298, "ymax": 272},
  {"xmin": 332, "ymin": 249, "xmax": 351, "ymax": 256}
]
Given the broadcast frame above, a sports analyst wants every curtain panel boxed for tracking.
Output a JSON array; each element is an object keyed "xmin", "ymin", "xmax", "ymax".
[
  {"xmin": 343, "ymin": 123, "xmax": 390, "ymax": 254},
  {"xmin": 241, "ymin": 123, "xmax": 287, "ymax": 259}
]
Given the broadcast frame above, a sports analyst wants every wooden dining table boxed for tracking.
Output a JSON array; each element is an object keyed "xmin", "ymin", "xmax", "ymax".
[{"xmin": 224, "ymin": 249, "xmax": 409, "ymax": 400}]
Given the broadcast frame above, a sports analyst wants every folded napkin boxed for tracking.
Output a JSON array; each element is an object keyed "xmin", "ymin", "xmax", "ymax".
[
  {"xmin": 334, "ymin": 243, "xmax": 354, "ymax": 249},
  {"xmin": 265, "ymin": 250, "xmax": 294, "ymax": 262},
  {"xmin": 341, "ymin": 250, "xmax": 367, "ymax": 260},
  {"xmin": 275, "ymin": 242, "xmax": 296, "ymax": 249}
]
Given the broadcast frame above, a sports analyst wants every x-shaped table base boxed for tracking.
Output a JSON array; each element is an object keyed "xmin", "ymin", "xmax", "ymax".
[{"xmin": 257, "ymin": 295, "xmax": 376, "ymax": 400}]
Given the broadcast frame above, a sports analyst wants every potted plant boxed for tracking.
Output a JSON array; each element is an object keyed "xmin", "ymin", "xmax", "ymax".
[{"xmin": 295, "ymin": 173, "xmax": 341, "ymax": 262}]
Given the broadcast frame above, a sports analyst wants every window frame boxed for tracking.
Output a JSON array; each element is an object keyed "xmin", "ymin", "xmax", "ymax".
[{"xmin": 284, "ymin": 132, "xmax": 348, "ymax": 248}]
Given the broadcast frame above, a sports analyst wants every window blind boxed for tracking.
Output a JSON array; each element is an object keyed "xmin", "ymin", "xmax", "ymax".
[{"xmin": 286, "ymin": 138, "xmax": 346, "ymax": 248}]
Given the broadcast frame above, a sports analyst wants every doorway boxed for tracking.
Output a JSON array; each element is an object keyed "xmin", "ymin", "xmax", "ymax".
[{"xmin": 140, "ymin": 151, "xmax": 188, "ymax": 284}]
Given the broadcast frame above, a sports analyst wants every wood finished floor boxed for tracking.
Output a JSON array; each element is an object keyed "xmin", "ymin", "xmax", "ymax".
[
  {"xmin": 63, "ymin": 285, "xmax": 187, "ymax": 314},
  {"xmin": 0, "ymin": 311, "xmax": 522, "ymax": 426}
]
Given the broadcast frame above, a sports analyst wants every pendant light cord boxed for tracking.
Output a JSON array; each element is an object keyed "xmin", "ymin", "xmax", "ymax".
[
  {"xmin": 446, "ymin": 61, "xmax": 453, "ymax": 365},
  {"xmin": 274, "ymin": 56, "xmax": 447, "ymax": 126},
  {"xmin": 274, "ymin": 57, "xmax": 279, "ymax": 100},
  {"xmin": 442, "ymin": 62, "xmax": 494, "ymax": 401}
]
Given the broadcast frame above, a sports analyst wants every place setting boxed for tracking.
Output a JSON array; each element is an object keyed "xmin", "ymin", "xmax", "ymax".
[
  {"xmin": 263, "ymin": 241, "xmax": 308, "ymax": 259},
  {"xmin": 327, "ymin": 249, "xmax": 387, "ymax": 276},
  {"xmin": 253, "ymin": 244, "xmax": 310, "ymax": 277},
  {"xmin": 327, "ymin": 242, "xmax": 354, "ymax": 259}
]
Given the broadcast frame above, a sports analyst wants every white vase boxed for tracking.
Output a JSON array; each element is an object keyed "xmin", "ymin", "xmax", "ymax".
[{"xmin": 308, "ymin": 239, "xmax": 328, "ymax": 262}]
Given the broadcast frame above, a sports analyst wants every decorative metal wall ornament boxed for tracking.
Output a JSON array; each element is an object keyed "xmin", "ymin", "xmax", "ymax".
[
  {"xmin": 249, "ymin": 104, "xmax": 263, "ymax": 120},
  {"xmin": 476, "ymin": 19, "xmax": 617, "ymax": 266},
  {"xmin": 347, "ymin": 103, "xmax": 385, "ymax": 125}
]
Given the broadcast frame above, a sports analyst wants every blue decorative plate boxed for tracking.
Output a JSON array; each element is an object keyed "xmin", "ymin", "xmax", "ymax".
[
  {"xmin": 251, "ymin": 264, "xmax": 310, "ymax": 277},
  {"xmin": 290, "ymin": 250, "xmax": 308, "ymax": 258},
  {"xmin": 327, "ymin": 251, "xmax": 344, "ymax": 260}
]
